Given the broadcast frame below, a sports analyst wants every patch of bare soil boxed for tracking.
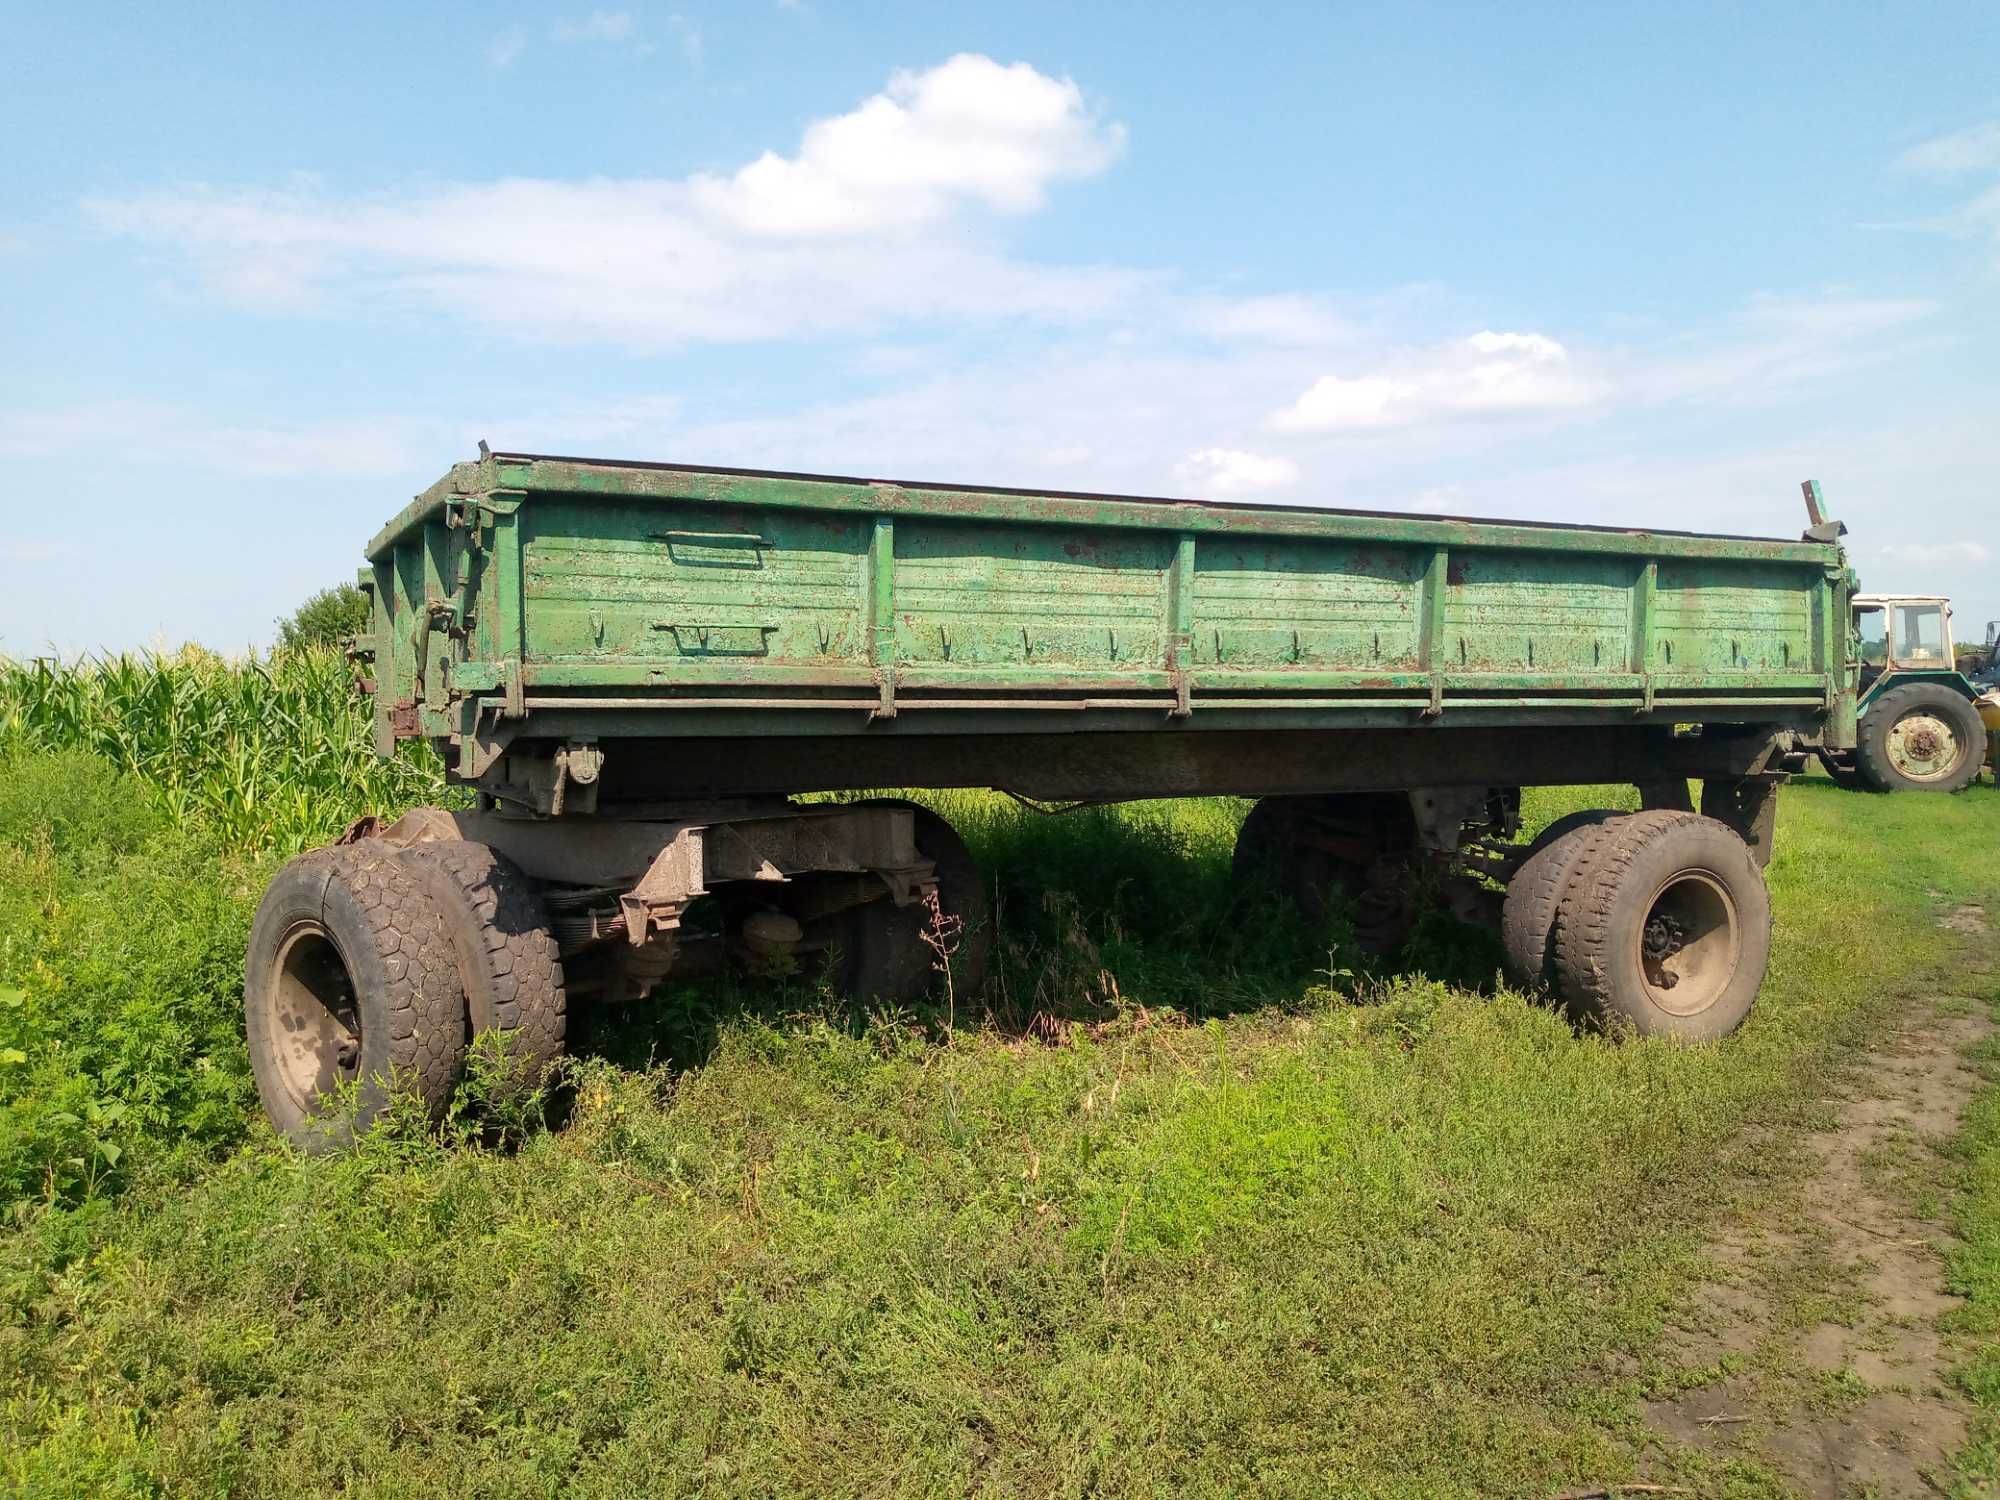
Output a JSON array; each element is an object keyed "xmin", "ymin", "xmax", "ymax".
[{"xmin": 1644, "ymin": 904, "xmax": 1993, "ymax": 1498}]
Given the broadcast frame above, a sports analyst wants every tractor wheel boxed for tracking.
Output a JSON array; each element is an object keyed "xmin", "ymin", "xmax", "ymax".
[
  {"xmin": 1553, "ymin": 812, "xmax": 1771, "ymax": 1041},
  {"xmin": 843, "ymin": 806, "xmax": 992, "ymax": 1005},
  {"xmin": 1499, "ymin": 810, "xmax": 1624, "ymax": 989},
  {"xmin": 1855, "ymin": 683, "xmax": 1985, "ymax": 793},
  {"xmin": 243, "ymin": 845, "xmax": 467, "ymax": 1152},
  {"xmin": 399, "ymin": 840, "xmax": 567, "ymax": 1091}
]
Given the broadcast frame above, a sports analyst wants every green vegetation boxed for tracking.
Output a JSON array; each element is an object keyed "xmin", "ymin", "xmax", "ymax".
[
  {"xmin": 0, "ymin": 650, "xmax": 1995, "ymax": 1496},
  {"xmin": 275, "ymin": 581, "xmax": 371, "ymax": 654},
  {"xmin": 0, "ymin": 649, "xmax": 447, "ymax": 851},
  {"xmin": 1947, "ymin": 990, "xmax": 2000, "ymax": 1489}
]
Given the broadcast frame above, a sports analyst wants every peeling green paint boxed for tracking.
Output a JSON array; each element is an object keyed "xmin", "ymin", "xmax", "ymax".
[{"xmin": 366, "ymin": 452, "xmax": 1856, "ymax": 759}]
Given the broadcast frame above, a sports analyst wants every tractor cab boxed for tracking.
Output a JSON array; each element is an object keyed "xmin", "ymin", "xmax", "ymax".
[{"xmin": 1851, "ymin": 593, "xmax": 1956, "ymax": 692}]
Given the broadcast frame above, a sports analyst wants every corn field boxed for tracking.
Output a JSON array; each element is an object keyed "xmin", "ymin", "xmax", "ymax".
[{"xmin": 0, "ymin": 648, "xmax": 450, "ymax": 852}]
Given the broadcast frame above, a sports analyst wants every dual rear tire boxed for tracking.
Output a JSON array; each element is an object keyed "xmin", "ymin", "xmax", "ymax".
[
  {"xmin": 244, "ymin": 841, "xmax": 567, "ymax": 1153},
  {"xmin": 246, "ymin": 807, "xmax": 994, "ymax": 1150},
  {"xmin": 1502, "ymin": 810, "xmax": 1771, "ymax": 1040}
]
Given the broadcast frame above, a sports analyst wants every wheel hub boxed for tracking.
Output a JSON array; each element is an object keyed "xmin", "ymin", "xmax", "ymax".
[
  {"xmin": 1636, "ymin": 872, "xmax": 1740, "ymax": 1017},
  {"xmin": 1886, "ymin": 711, "xmax": 1960, "ymax": 782},
  {"xmin": 1641, "ymin": 913, "xmax": 1685, "ymax": 988},
  {"xmin": 270, "ymin": 922, "xmax": 363, "ymax": 1107}
]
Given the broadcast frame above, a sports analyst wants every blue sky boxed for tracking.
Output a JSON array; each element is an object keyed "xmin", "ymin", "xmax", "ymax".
[{"xmin": 3, "ymin": 1, "xmax": 1997, "ymax": 654}]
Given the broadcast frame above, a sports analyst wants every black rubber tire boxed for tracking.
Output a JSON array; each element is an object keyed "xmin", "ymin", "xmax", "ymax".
[
  {"xmin": 1498, "ymin": 810, "xmax": 1624, "ymax": 988},
  {"xmin": 1816, "ymin": 752, "xmax": 1867, "ymax": 791},
  {"xmin": 1553, "ymin": 812, "xmax": 1771, "ymax": 1041},
  {"xmin": 1233, "ymin": 798, "xmax": 1342, "ymax": 927},
  {"xmin": 243, "ymin": 845, "xmax": 467, "ymax": 1152},
  {"xmin": 1854, "ymin": 683, "xmax": 1986, "ymax": 794},
  {"xmin": 1231, "ymin": 794, "xmax": 1416, "ymax": 951},
  {"xmin": 399, "ymin": 841, "xmax": 567, "ymax": 1088},
  {"xmin": 843, "ymin": 806, "xmax": 993, "ymax": 1005}
]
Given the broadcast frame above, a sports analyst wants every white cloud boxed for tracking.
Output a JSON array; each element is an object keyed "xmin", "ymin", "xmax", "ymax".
[
  {"xmin": 1882, "ymin": 122, "xmax": 2000, "ymax": 269},
  {"xmin": 0, "ymin": 537, "xmax": 77, "ymax": 564},
  {"xmin": 690, "ymin": 54, "xmax": 1122, "ymax": 237},
  {"xmin": 1872, "ymin": 540, "xmax": 1991, "ymax": 567},
  {"xmin": 1630, "ymin": 294, "xmax": 1940, "ymax": 405},
  {"xmin": 487, "ymin": 28, "xmax": 526, "ymax": 69},
  {"xmin": 1894, "ymin": 121, "xmax": 2000, "ymax": 177},
  {"xmin": 1190, "ymin": 293, "xmax": 1351, "ymax": 347},
  {"xmin": 1408, "ymin": 485, "xmax": 1469, "ymax": 514},
  {"xmin": 1177, "ymin": 447, "xmax": 1300, "ymax": 497},
  {"xmin": 1267, "ymin": 330, "xmax": 1606, "ymax": 433},
  {"xmin": 85, "ymin": 55, "xmax": 1133, "ymax": 349},
  {"xmin": 553, "ymin": 10, "xmax": 635, "ymax": 43},
  {"xmin": 0, "ymin": 402, "xmax": 428, "ymax": 477},
  {"xmin": 1260, "ymin": 295, "xmax": 1936, "ymax": 438}
]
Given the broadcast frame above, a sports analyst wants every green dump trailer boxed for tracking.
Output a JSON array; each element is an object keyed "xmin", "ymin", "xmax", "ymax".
[{"xmin": 244, "ymin": 450, "xmax": 1859, "ymax": 1148}]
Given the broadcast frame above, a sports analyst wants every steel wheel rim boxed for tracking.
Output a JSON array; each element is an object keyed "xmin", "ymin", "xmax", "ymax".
[
  {"xmin": 269, "ymin": 920, "xmax": 362, "ymax": 1109},
  {"xmin": 1885, "ymin": 711, "xmax": 1961, "ymax": 782},
  {"xmin": 1634, "ymin": 871, "xmax": 1741, "ymax": 1017}
]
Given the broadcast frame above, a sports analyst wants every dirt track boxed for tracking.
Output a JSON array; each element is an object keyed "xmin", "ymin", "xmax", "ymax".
[{"xmin": 1646, "ymin": 904, "xmax": 1992, "ymax": 1497}]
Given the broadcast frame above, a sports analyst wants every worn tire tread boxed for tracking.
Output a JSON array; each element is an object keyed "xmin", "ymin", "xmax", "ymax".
[
  {"xmin": 334, "ymin": 846, "xmax": 467, "ymax": 1107},
  {"xmin": 1554, "ymin": 811, "xmax": 1768, "ymax": 1038},
  {"xmin": 243, "ymin": 844, "xmax": 467, "ymax": 1150},
  {"xmin": 1499, "ymin": 810, "xmax": 1623, "ymax": 987},
  {"xmin": 400, "ymin": 841, "xmax": 566, "ymax": 1081},
  {"xmin": 1854, "ymin": 683, "xmax": 1985, "ymax": 794}
]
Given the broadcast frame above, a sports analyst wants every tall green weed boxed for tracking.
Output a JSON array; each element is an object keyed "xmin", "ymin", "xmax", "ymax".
[
  {"xmin": 0, "ymin": 648, "xmax": 446, "ymax": 853},
  {"xmin": 0, "ymin": 754, "xmax": 257, "ymax": 1209}
]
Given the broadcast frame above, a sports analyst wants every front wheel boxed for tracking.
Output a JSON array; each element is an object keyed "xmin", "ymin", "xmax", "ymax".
[{"xmin": 1855, "ymin": 683, "xmax": 1986, "ymax": 793}]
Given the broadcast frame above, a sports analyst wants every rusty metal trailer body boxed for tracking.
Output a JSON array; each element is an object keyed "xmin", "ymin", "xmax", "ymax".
[
  {"xmin": 240, "ymin": 452, "xmax": 1863, "ymax": 1150},
  {"xmin": 359, "ymin": 451, "xmax": 1852, "ymax": 811}
]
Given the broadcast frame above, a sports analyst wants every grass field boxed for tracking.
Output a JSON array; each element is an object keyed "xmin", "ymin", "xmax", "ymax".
[{"xmin": 1, "ymin": 651, "xmax": 1997, "ymax": 1497}]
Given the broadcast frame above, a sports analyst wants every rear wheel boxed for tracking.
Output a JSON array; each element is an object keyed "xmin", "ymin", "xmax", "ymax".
[
  {"xmin": 1499, "ymin": 810, "xmax": 1623, "ymax": 989},
  {"xmin": 1855, "ymin": 683, "xmax": 1985, "ymax": 793},
  {"xmin": 399, "ymin": 841, "xmax": 567, "ymax": 1090},
  {"xmin": 843, "ymin": 806, "xmax": 992, "ymax": 1005},
  {"xmin": 1553, "ymin": 812, "xmax": 1770, "ymax": 1040},
  {"xmin": 1232, "ymin": 794, "xmax": 1416, "ymax": 952},
  {"xmin": 243, "ymin": 846, "xmax": 466, "ymax": 1151}
]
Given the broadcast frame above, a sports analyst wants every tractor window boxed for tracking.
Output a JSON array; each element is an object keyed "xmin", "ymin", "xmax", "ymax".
[
  {"xmin": 1856, "ymin": 607, "xmax": 1886, "ymax": 666},
  {"xmin": 1896, "ymin": 603, "xmax": 1945, "ymax": 665}
]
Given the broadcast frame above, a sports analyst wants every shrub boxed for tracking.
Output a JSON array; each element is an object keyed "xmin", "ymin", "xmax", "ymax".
[
  {"xmin": 275, "ymin": 582, "xmax": 370, "ymax": 654},
  {"xmin": 0, "ymin": 753, "xmax": 259, "ymax": 1208}
]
